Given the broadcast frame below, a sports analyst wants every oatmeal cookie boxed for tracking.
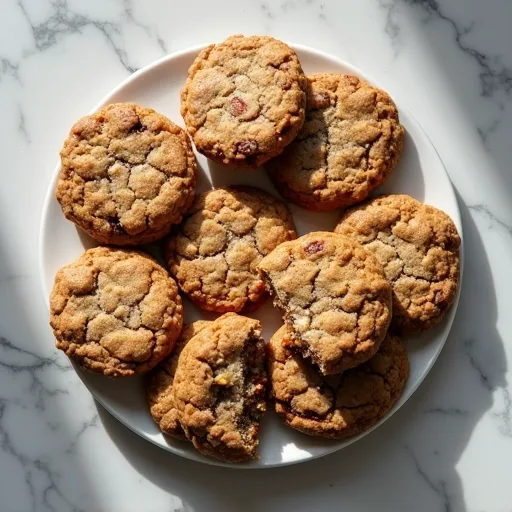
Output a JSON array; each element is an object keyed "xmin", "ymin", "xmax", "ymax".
[
  {"xmin": 258, "ymin": 232, "xmax": 392, "ymax": 374},
  {"xmin": 166, "ymin": 186, "xmax": 297, "ymax": 313},
  {"xmin": 268, "ymin": 325, "xmax": 409, "ymax": 438},
  {"xmin": 50, "ymin": 247, "xmax": 183, "ymax": 377},
  {"xmin": 57, "ymin": 103, "xmax": 196, "ymax": 245},
  {"xmin": 146, "ymin": 321, "xmax": 211, "ymax": 439},
  {"xmin": 173, "ymin": 313, "xmax": 267, "ymax": 462},
  {"xmin": 267, "ymin": 73, "xmax": 404, "ymax": 210},
  {"xmin": 181, "ymin": 35, "xmax": 307, "ymax": 167},
  {"xmin": 335, "ymin": 194, "xmax": 460, "ymax": 333}
]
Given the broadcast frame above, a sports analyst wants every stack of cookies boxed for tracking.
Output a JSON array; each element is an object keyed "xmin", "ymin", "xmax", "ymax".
[{"xmin": 49, "ymin": 35, "xmax": 461, "ymax": 464}]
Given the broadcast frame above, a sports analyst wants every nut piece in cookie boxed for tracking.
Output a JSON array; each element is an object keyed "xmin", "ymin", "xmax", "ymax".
[
  {"xmin": 57, "ymin": 103, "xmax": 196, "ymax": 245},
  {"xmin": 268, "ymin": 326, "xmax": 409, "ymax": 438},
  {"xmin": 173, "ymin": 313, "xmax": 267, "ymax": 463},
  {"xmin": 335, "ymin": 194, "xmax": 460, "ymax": 333},
  {"xmin": 267, "ymin": 73, "xmax": 404, "ymax": 210},
  {"xmin": 50, "ymin": 247, "xmax": 183, "ymax": 377},
  {"xmin": 166, "ymin": 186, "xmax": 297, "ymax": 313},
  {"xmin": 181, "ymin": 35, "xmax": 307, "ymax": 167},
  {"xmin": 258, "ymin": 231, "xmax": 392, "ymax": 374},
  {"xmin": 146, "ymin": 321, "xmax": 211, "ymax": 439}
]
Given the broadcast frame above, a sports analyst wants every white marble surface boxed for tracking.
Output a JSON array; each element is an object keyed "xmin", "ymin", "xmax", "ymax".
[{"xmin": 1, "ymin": 0, "xmax": 511, "ymax": 510}]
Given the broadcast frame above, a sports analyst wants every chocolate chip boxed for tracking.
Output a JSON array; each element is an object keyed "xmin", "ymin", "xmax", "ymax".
[
  {"xmin": 311, "ymin": 92, "xmax": 331, "ymax": 109},
  {"xmin": 108, "ymin": 217, "xmax": 125, "ymax": 235},
  {"xmin": 280, "ymin": 125, "xmax": 291, "ymax": 137},
  {"xmin": 228, "ymin": 97, "xmax": 248, "ymax": 116},
  {"xmin": 378, "ymin": 108, "xmax": 391, "ymax": 120},
  {"xmin": 235, "ymin": 140, "xmax": 258, "ymax": 156},
  {"xmin": 304, "ymin": 240, "xmax": 325, "ymax": 255},
  {"xmin": 129, "ymin": 120, "xmax": 146, "ymax": 133}
]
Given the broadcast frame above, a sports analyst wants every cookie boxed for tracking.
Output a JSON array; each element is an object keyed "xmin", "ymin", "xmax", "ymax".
[
  {"xmin": 173, "ymin": 313, "xmax": 267, "ymax": 462},
  {"xmin": 335, "ymin": 194, "xmax": 460, "ymax": 333},
  {"xmin": 258, "ymin": 231, "xmax": 392, "ymax": 374},
  {"xmin": 267, "ymin": 73, "xmax": 404, "ymax": 210},
  {"xmin": 146, "ymin": 321, "xmax": 211, "ymax": 439},
  {"xmin": 50, "ymin": 247, "xmax": 183, "ymax": 377},
  {"xmin": 268, "ymin": 325, "xmax": 409, "ymax": 438},
  {"xmin": 57, "ymin": 103, "xmax": 196, "ymax": 245},
  {"xmin": 166, "ymin": 186, "xmax": 297, "ymax": 313},
  {"xmin": 181, "ymin": 35, "xmax": 307, "ymax": 167}
]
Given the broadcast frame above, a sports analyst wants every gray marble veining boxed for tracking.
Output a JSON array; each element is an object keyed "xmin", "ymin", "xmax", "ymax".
[{"xmin": 1, "ymin": 0, "xmax": 511, "ymax": 510}]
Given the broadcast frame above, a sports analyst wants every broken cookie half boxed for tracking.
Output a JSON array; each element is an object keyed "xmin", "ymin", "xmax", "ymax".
[
  {"xmin": 172, "ymin": 313, "xmax": 267, "ymax": 463},
  {"xmin": 258, "ymin": 231, "xmax": 392, "ymax": 374}
]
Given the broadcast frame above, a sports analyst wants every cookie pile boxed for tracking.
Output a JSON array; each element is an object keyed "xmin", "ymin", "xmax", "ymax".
[{"xmin": 49, "ymin": 35, "xmax": 460, "ymax": 464}]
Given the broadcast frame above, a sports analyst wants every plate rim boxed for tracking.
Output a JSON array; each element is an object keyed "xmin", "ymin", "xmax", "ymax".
[{"xmin": 39, "ymin": 43, "xmax": 464, "ymax": 469}]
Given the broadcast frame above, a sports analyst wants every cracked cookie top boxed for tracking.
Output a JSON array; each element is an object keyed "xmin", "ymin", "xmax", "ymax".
[
  {"xmin": 57, "ymin": 103, "xmax": 196, "ymax": 245},
  {"xmin": 146, "ymin": 321, "xmax": 211, "ymax": 439},
  {"xmin": 267, "ymin": 73, "xmax": 404, "ymax": 210},
  {"xmin": 258, "ymin": 231, "xmax": 392, "ymax": 374},
  {"xmin": 268, "ymin": 325, "xmax": 409, "ymax": 438},
  {"xmin": 173, "ymin": 313, "xmax": 267, "ymax": 463},
  {"xmin": 50, "ymin": 247, "xmax": 183, "ymax": 377},
  {"xmin": 181, "ymin": 35, "xmax": 307, "ymax": 167},
  {"xmin": 335, "ymin": 194, "xmax": 460, "ymax": 333},
  {"xmin": 165, "ymin": 186, "xmax": 297, "ymax": 313}
]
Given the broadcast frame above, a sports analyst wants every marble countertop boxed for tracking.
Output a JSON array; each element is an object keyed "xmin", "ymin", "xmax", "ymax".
[{"xmin": 1, "ymin": 0, "xmax": 511, "ymax": 510}]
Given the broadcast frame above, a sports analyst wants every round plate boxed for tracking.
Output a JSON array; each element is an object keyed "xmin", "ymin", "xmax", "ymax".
[{"xmin": 40, "ymin": 44, "xmax": 463, "ymax": 468}]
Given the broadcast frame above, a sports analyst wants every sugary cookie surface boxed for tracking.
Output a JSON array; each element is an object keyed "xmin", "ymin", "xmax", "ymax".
[
  {"xmin": 181, "ymin": 35, "xmax": 307, "ymax": 167},
  {"xmin": 50, "ymin": 247, "xmax": 183, "ymax": 377},
  {"xmin": 166, "ymin": 186, "xmax": 297, "ymax": 313},
  {"xmin": 267, "ymin": 73, "xmax": 404, "ymax": 210},
  {"xmin": 336, "ymin": 194, "xmax": 460, "ymax": 333},
  {"xmin": 57, "ymin": 103, "xmax": 196, "ymax": 245},
  {"xmin": 258, "ymin": 231, "xmax": 392, "ymax": 374}
]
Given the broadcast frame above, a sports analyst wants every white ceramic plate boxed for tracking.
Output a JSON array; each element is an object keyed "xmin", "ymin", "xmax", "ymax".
[{"xmin": 40, "ymin": 44, "xmax": 463, "ymax": 468}]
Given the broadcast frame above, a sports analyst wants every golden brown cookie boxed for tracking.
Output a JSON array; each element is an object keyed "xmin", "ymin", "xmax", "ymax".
[
  {"xmin": 258, "ymin": 232, "xmax": 392, "ymax": 374},
  {"xmin": 50, "ymin": 247, "xmax": 183, "ymax": 377},
  {"xmin": 166, "ymin": 186, "xmax": 297, "ymax": 313},
  {"xmin": 57, "ymin": 103, "xmax": 196, "ymax": 245},
  {"xmin": 173, "ymin": 313, "xmax": 267, "ymax": 463},
  {"xmin": 268, "ymin": 326, "xmax": 409, "ymax": 438},
  {"xmin": 335, "ymin": 194, "xmax": 460, "ymax": 333},
  {"xmin": 181, "ymin": 35, "xmax": 307, "ymax": 167},
  {"xmin": 267, "ymin": 73, "xmax": 404, "ymax": 210},
  {"xmin": 146, "ymin": 321, "xmax": 211, "ymax": 439}
]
